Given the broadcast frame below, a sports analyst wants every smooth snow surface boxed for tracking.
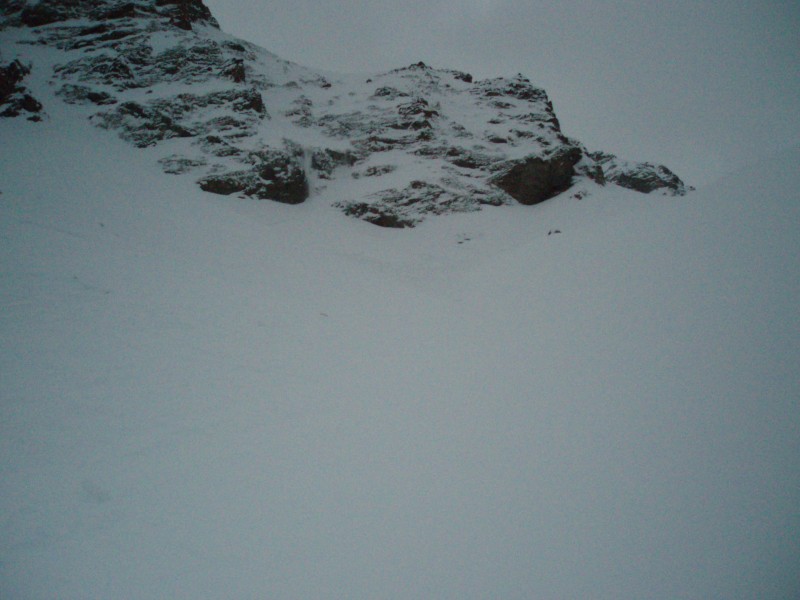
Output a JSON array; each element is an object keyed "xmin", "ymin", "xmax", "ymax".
[{"xmin": 2, "ymin": 98, "xmax": 799, "ymax": 597}]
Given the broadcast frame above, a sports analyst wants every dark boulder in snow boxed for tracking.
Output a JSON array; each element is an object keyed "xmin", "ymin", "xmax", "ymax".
[
  {"xmin": 251, "ymin": 149, "xmax": 309, "ymax": 204},
  {"xmin": 200, "ymin": 148, "xmax": 309, "ymax": 204},
  {"xmin": 0, "ymin": 59, "xmax": 28, "ymax": 100},
  {"xmin": 0, "ymin": 59, "xmax": 43, "ymax": 120},
  {"xmin": 492, "ymin": 146, "xmax": 583, "ymax": 205}
]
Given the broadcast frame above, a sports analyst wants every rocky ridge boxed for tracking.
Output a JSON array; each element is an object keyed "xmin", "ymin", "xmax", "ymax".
[{"xmin": 0, "ymin": 0, "xmax": 691, "ymax": 227}]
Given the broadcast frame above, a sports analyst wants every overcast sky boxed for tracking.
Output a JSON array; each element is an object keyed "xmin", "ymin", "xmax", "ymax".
[{"xmin": 204, "ymin": 0, "xmax": 800, "ymax": 187}]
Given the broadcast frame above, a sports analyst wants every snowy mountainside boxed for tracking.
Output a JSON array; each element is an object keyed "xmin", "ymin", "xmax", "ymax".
[
  {"xmin": 1, "ymin": 2, "xmax": 798, "ymax": 599},
  {"xmin": 1, "ymin": 89, "xmax": 798, "ymax": 596},
  {"xmin": 1, "ymin": 0, "xmax": 689, "ymax": 227}
]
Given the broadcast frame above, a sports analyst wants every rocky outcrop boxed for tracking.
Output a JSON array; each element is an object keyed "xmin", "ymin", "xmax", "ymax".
[
  {"xmin": 589, "ymin": 151, "xmax": 691, "ymax": 195},
  {"xmin": 336, "ymin": 180, "xmax": 507, "ymax": 228},
  {"xmin": 492, "ymin": 146, "xmax": 583, "ymax": 205},
  {"xmin": 1, "ymin": 0, "xmax": 218, "ymax": 29},
  {"xmin": 94, "ymin": 101, "xmax": 195, "ymax": 147},
  {"xmin": 0, "ymin": 59, "xmax": 43, "ymax": 119},
  {"xmin": 1, "ymin": 0, "xmax": 691, "ymax": 227},
  {"xmin": 199, "ymin": 147, "xmax": 308, "ymax": 204},
  {"xmin": 92, "ymin": 88, "xmax": 266, "ymax": 147},
  {"xmin": 156, "ymin": 0, "xmax": 217, "ymax": 30}
]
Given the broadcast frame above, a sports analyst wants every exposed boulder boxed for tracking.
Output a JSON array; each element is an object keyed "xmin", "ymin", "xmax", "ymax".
[
  {"xmin": 200, "ymin": 147, "xmax": 308, "ymax": 204},
  {"xmin": 249, "ymin": 148, "xmax": 309, "ymax": 204},
  {"xmin": 0, "ymin": 59, "xmax": 28, "ymax": 101},
  {"xmin": 0, "ymin": 59, "xmax": 43, "ymax": 119},
  {"xmin": 492, "ymin": 146, "xmax": 583, "ymax": 205},
  {"xmin": 589, "ymin": 151, "xmax": 690, "ymax": 195}
]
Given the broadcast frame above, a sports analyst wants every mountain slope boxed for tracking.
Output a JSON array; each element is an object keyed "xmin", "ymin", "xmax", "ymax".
[
  {"xmin": 1, "ymin": 0, "xmax": 688, "ymax": 228},
  {"xmin": 1, "ymin": 2, "xmax": 799, "ymax": 599},
  {"xmin": 2, "ymin": 86, "xmax": 799, "ymax": 598}
]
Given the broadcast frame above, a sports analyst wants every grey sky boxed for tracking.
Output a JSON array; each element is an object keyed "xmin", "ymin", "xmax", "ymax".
[{"xmin": 204, "ymin": 0, "xmax": 799, "ymax": 187}]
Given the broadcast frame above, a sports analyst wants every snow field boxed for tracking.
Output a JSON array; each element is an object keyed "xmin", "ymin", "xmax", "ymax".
[{"xmin": 1, "ymin": 71, "xmax": 799, "ymax": 598}]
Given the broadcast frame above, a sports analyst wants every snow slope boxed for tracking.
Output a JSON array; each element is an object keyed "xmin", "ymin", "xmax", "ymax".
[{"xmin": 2, "ymin": 29, "xmax": 800, "ymax": 600}]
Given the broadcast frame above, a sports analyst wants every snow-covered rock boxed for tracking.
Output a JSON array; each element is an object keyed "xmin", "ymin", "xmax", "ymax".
[
  {"xmin": 0, "ymin": 0, "xmax": 690, "ymax": 226},
  {"xmin": 0, "ymin": 58, "xmax": 43, "ymax": 119}
]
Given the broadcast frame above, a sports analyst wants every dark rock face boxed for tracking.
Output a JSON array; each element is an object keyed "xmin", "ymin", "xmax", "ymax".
[
  {"xmin": 19, "ymin": 1, "xmax": 79, "ymax": 27},
  {"xmin": 251, "ymin": 149, "xmax": 309, "ymax": 204},
  {"xmin": 492, "ymin": 147, "xmax": 583, "ymax": 205},
  {"xmin": 2, "ymin": 0, "xmax": 218, "ymax": 29},
  {"xmin": 0, "ymin": 59, "xmax": 43, "ymax": 119},
  {"xmin": 199, "ymin": 148, "xmax": 309, "ymax": 204},
  {"xmin": 0, "ymin": 60, "xmax": 28, "ymax": 101}
]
